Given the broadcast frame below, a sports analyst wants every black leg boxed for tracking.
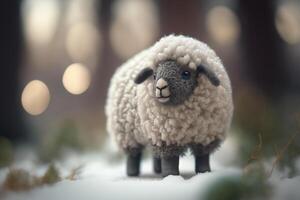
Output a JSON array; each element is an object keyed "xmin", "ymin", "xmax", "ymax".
[
  {"xmin": 161, "ymin": 156, "xmax": 179, "ymax": 177},
  {"xmin": 153, "ymin": 156, "xmax": 161, "ymax": 174},
  {"xmin": 152, "ymin": 143, "xmax": 185, "ymax": 177},
  {"xmin": 195, "ymin": 154, "xmax": 210, "ymax": 173},
  {"xmin": 190, "ymin": 140, "xmax": 221, "ymax": 174},
  {"xmin": 126, "ymin": 152, "xmax": 142, "ymax": 176}
]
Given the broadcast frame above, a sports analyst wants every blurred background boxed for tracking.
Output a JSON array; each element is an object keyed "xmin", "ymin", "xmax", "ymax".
[{"xmin": 1, "ymin": 0, "xmax": 300, "ymax": 189}]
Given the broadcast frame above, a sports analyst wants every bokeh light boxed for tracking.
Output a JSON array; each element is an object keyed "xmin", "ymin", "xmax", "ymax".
[
  {"xmin": 65, "ymin": 0, "xmax": 96, "ymax": 26},
  {"xmin": 109, "ymin": 0, "xmax": 159, "ymax": 59},
  {"xmin": 66, "ymin": 22, "xmax": 101, "ymax": 62},
  {"xmin": 21, "ymin": 80, "xmax": 50, "ymax": 115},
  {"xmin": 206, "ymin": 6, "xmax": 240, "ymax": 46},
  {"xmin": 275, "ymin": 2, "xmax": 300, "ymax": 45},
  {"xmin": 62, "ymin": 63, "xmax": 91, "ymax": 95},
  {"xmin": 22, "ymin": 0, "xmax": 60, "ymax": 47}
]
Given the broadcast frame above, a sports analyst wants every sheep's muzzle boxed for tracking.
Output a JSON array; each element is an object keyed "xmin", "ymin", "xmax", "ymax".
[{"xmin": 155, "ymin": 78, "xmax": 170, "ymax": 103}]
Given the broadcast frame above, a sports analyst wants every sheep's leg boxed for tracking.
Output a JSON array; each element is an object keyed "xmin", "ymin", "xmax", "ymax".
[
  {"xmin": 195, "ymin": 154, "xmax": 210, "ymax": 173},
  {"xmin": 152, "ymin": 144, "xmax": 185, "ymax": 177},
  {"xmin": 190, "ymin": 139, "xmax": 221, "ymax": 173},
  {"xmin": 126, "ymin": 147, "xmax": 143, "ymax": 176},
  {"xmin": 153, "ymin": 156, "xmax": 161, "ymax": 174},
  {"xmin": 161, "ymin": 155, "xmax": 179, "ymax": 177},
  {"xmin": 127, "ymin": 152, "xmax": 141, "ymax": 176}
]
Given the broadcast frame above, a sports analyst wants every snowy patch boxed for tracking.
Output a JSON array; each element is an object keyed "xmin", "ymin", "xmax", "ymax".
[
  {"xmin": 1, "ymin": 136, "xmax": 300, "ymax": 200},
  {"xmin": 272, "ymin": 176, "xmax": 300, "ymax": 200}
]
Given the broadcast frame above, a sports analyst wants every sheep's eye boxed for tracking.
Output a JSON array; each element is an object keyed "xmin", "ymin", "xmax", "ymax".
[{"xmin": 181, "ymin": 71, "xmax": 191, "ymax": 80}]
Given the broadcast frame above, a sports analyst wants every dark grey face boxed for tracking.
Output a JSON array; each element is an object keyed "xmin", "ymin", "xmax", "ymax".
[
  {"xmin": 154, "ymin": 60, "xmax": 198, "ymax": 105},
  {"xmin": 134, "ymin": 59, "xmax": 220, "ymax": 106}
]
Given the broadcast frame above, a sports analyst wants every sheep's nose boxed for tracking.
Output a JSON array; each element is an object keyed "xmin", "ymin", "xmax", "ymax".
[
  {"xmin": 156, "ymin": 78, "xmax": 168, "ymax": 89},
  {"xmin": 155, "ymin": 78, "xmax": 170, "ymax": 103}
]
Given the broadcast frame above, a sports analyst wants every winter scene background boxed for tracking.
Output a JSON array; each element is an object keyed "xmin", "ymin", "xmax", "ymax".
[{"xmin": 1, "ymin": 0, "xmax": 300, "ymax": 200}]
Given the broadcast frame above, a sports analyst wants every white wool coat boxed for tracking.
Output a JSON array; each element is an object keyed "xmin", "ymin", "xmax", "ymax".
[{"xmin": 105, "ymin": 35, "xmax": 233, "ymax": 149}]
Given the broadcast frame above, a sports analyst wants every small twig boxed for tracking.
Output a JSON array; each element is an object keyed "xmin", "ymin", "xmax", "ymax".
[
  {"xmin": 243, "ymin": 133, "xmax": 262, "ymax": 174},
  {"xmin": 268, "ymin": 133, "xmax": 297, "ymax": 178},
  {"xmin": 65, "ymin": 165, "xmax": 84, "ymax": 181},
  {"xmin": 273, "ymin": 144, "xmax": 279, "ymax": 156}
]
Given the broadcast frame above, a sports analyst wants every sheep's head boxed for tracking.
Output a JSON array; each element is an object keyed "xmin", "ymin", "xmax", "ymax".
[{"xmin": 134, "ymin": 60, "xmax": 220, "ymax": 105}]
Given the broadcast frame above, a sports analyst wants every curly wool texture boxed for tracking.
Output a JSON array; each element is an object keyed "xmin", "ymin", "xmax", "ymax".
[{"xmin": 105, "ymin": 35, "xmax": 233, "ymax": 150}]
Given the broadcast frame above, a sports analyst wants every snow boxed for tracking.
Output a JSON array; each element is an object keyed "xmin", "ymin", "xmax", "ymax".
[
  {"xmin": 267, "ymin": 157, "xmax": 300, "ymax": 200},
  {"xmin": 1, "ymin": 136, "xmax": 300, "ymax": 200},
  {"xmin": 272, "ymin": 176, "xmax": 300, "ymax": 200},
  {"xmin": 1, "ymin": 156, "xmax": 240, "ymax": 200}
]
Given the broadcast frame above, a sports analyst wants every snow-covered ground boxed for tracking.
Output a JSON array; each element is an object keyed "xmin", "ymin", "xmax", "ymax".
[{"xmin": 0, "ymin": 136, "xmax": 299, "ymax": 200}]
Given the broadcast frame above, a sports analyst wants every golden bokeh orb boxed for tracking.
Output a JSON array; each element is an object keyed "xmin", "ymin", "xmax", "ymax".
[
  {"xmin": 21, "ymin": 80, "xmax": 50, "ymax": 115},
  {"xmin": 62, "ymin": 63, "xmax": 91, "ymax": 95}
]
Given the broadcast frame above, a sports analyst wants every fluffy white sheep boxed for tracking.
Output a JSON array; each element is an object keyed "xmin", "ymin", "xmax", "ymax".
[{"xmin": 105, "ymin": 35, "xmax": 233, "ymax": 177}]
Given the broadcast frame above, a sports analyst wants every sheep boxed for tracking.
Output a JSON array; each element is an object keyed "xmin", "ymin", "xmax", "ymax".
[{"xmin": 105, "ymin": 35, "xmax": 233, "ymax": 177}]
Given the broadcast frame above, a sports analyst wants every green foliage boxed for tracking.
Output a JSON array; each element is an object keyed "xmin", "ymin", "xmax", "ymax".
[
  {"xmin": 65, "ymin": 165, "xmax": 84, "ymax": 181},
  {"xmin": 53, "ymin": 121, "xmax": 83, "ymax": 150},
  {"xmin": 41, "ymin": 164, "xmax": 61, "ymax": 185},
  {"xmin": 242, "ymin": 162, "xmax": 271, "ymax": 199},
  {"xmin": 272, "ymin": 134, "xmax": 300, "ymax": 178},
  {"xmin": 2, "ymin": 164, "xmax": 63, "ymax": 191},
  {"xmin": 202, "ymin": 175, "xmax": 242, "ymax": 200},
  {"xmin": 39, "ymin": 120, "xmax": 83, "ymax": 162},
  {"xmin": 202, "ymin": 163, "xmax": 271, "ymax": 200},
  {"xmin": 234, "ymin": 86, "xmax": 300, "ymax": 177},
  {"xmin": 3, "ymin": 169, "xmax": 35, "ymax": 191},
  {"xmin": 0, "ymin": 137, "xmax": 13, "ymax": 168},
  {"xmin": 234, "ymin": 88, "xmax": 283, "ymax": 152}
]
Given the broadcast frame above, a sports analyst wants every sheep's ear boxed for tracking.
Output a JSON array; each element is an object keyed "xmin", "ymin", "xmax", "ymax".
[
  {"xmin": 134, "ymin": 67, "xmax": 153, "ymax": 84},
  {"xmin": 197, "ymin": 64, "xmax": 220, "ymax": 86}
]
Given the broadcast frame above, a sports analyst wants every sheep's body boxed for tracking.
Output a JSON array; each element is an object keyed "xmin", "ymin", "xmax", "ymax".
[
  {"xmin": 105, "ymin": 35, "xmax": 233, "ymax": 176},
  {"xmin": 106, "ymin": 49, "xmax": 150, "ymax": 148}
]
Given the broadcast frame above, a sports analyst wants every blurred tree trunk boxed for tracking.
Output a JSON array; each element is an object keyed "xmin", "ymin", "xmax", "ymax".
[
  {"xmin": 96, "ymin": 0, "xmax": 121, "ymax": 106},
  {"xmin": 237, "ymin": 0, "xmax": 288, "ymax": 98},
  {"xmin": 0, "ymin": 1, "xmax": 27, "ymax": 142},
  {"xmin": 159, "ymin": 0, "xmax": 203, "ymax": 39},
  {"xmin": 236, "ymin": 1, "xmax": 300, "ymax": 171}
]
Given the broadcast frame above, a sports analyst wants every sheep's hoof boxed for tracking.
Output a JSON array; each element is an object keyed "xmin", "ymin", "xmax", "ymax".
[
  {"xmin": 153, "ymin": 157, "xmax": 161, "ymax": 174},
  {"xmin": 126, "ymin": 153, "xmax": 141, "ymax": 176},
  {"xmin": 161, "ymin": 156, "xmax": 179, "ymax": 177},
  {"xmin": 195, "ymin": 154, "xmax": 211, "ymax": 173}
]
